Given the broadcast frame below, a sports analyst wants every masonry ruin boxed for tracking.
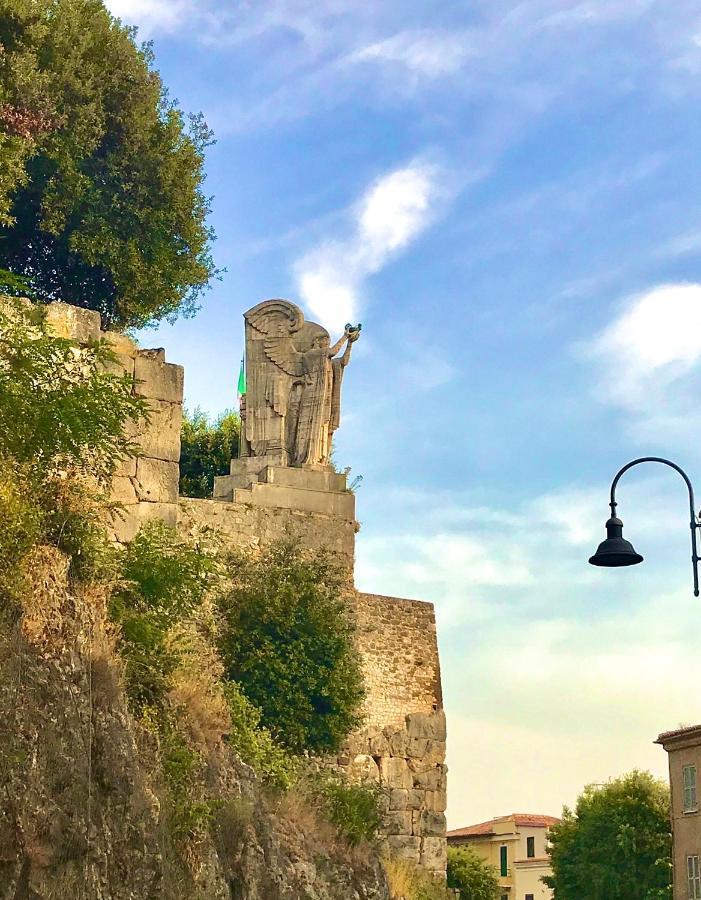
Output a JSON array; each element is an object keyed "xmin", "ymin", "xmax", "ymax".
[{"xmin": 44, "ymin": 298, "xmax": 447, "ymax": 877}]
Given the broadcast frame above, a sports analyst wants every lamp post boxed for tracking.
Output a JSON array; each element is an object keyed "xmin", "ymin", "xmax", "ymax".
[{"xmin": 589, "ymin": 457, "xmax": 701, "ymax": 597}]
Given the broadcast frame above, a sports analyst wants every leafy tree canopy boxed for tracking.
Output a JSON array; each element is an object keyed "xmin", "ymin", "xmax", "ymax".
[
  {"xmin": 545, "ymin": 770, "xmax": 672, "ymax": 900},
  {"xmin": 179, "ymin": 407, "xmax": 240, "ymax": 499},
  {"xmin": 447, "ymin": 847, "xmax": 499, "ymax": 900},
  {"xmin": 0, "ymin": 0, "xmax": 216, "ymax": 329},
  {"xmin": 217, "ymin": 538, "xmax": 364, "ymax": 755}
]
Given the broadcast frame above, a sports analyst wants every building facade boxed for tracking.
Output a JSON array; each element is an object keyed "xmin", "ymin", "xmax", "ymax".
[
  {"xmin": 447, "ymin": 813, "xmax": 559, "ymax": 900},
  {"xmin": 656, "ymin": 724, "xmax": 701, "ymax": 900}
]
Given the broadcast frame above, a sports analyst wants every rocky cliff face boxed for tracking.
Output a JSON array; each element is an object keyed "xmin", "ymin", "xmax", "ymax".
[{"xmin": 0, "ymin": 547, "xmax": 389, "ymax": 899}]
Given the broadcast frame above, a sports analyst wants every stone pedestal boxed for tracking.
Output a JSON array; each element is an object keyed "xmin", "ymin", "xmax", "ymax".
[{"xmin": 213, "ymin": 460, "xmax": 355, "ymax": 521}]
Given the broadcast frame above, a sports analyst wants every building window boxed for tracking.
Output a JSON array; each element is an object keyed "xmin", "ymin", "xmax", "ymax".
[
  {"xmin": 688, "ymin": 856, "xmax": 701, "ymax": 899},
  {"xmin": 684, "ymin": 765, "xmax": 698, "ymax": 813},
  {"xmin": 500, "ymin": 845, "xmax": 508, "ymax": 877},
  {"xmin": 526, "ymin": 895, "xmax": 534, "ymax": 900},
  {"xmin": 527, "ymin": 835, "xmax": 535, "ymax": 858}
]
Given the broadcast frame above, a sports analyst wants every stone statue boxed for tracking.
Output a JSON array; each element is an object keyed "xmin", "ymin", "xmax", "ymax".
[{"xmin": 240, "ymin": 299, "xmax": 360, "ymax": 468}]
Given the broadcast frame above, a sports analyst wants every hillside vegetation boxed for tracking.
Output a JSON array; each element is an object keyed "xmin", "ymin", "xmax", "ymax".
[{"xmin": 0, "ymin": 298, "xmax": 389, "ymax": 898}]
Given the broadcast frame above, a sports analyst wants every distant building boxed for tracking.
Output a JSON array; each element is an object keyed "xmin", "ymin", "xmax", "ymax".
[
  {"xmin": 447, "ymin": 813, "xmax": 559, "ymax": 900},
  {"xmin": 656, "ymin": 724, "xmax": 701, "ymax": 900}
]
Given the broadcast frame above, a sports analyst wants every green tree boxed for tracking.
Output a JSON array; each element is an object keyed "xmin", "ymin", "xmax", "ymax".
[
  {"xmin": 217, "ymin": 538, "xmax": 364, "ymax": 755},
  {"xmin": 0, "ymin": 0, "xmax": 216, "ymax": 329},
  {"xmin": 179, "ymin": 407, "xmax": 240, "ymax": 498},
  {"xmin": 447, "ymin": 847, "xmax": 499, "ymax": 900},
  {"xmin": 545, "ymin": 770, "xmax": 672, "ymax": 900}
]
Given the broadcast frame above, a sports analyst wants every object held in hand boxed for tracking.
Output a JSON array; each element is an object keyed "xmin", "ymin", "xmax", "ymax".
[{"xmin": 345, "ymin": 323, "xmax": 362, "ymax": 342}]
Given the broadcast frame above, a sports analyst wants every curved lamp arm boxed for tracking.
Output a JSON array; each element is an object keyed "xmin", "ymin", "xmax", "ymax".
[{"xmin": 609, "ymin": 457, "xmax": 700, "ymax": 597}]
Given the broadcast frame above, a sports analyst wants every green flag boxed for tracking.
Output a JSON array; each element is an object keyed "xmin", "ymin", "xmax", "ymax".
[{"xmin": 237, "ymin": 356, "xmax": 246, "ymax": 398}]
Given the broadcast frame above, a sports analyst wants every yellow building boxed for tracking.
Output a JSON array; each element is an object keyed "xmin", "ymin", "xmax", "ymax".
[
  {"xmin": 447, "ymin": 813, "xmax": 560, "ymax": 900},
  {"xmin": 656, "ymin": 724, "xmax": 701, "ymax": 900}
]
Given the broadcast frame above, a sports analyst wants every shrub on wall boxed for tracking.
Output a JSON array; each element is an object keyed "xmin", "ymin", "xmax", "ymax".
[{"xmin": 217, "ymin": 538, "xmax": 364, "ymax": 755}]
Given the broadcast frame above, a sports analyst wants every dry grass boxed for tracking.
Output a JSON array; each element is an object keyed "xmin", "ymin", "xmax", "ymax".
[
  {"xmin": 384, "ymin": 856, "xmax": 455, "ymax": 900},
  {"xmin": 167, "ymin": 618, "xmax": 231, "ymax": 752}
]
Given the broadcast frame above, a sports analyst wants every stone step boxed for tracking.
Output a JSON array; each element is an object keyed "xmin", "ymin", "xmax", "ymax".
[
  {"xmin": 232, "ymin": 481, "xmax": 355, "ymax": 520},
  {"xmin": 259, "ymin": 465, "xmax": 347, "ymax": 493}
]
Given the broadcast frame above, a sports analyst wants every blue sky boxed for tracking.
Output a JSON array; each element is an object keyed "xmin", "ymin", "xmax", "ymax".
[{"xmin": 107, "ymin": 0, "xmax": 701, "ymax": 827}]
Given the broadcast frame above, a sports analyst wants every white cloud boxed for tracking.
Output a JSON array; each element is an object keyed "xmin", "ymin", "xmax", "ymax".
[
  {"xmin": 294, "ymin": 162, "xmax": 444, "ymax": 331},
  {"xmin": 105, "ymin": 0, "xmax": 192, "ymax": 34},
  {"xmin": 350, "ymin": 30, "xmax": 472, "ymax": 76},
  {"xmin": 583, "ymin": 284, "xmax": 701, "ymax": 419}
]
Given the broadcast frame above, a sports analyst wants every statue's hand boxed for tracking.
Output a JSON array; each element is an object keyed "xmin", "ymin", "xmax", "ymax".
[{"xmin": 345, "ymin": 322, "xmax": 362, "ymax": 343}]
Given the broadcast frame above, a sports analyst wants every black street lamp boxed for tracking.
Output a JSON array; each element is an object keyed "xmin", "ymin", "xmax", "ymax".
[{"xmin": 589, "ymin": 457, "xmax": 701, "ymax": 597}]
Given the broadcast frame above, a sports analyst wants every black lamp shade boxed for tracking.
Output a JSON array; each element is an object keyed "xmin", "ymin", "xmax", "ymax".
[{"xmin": 589, "ymin": 516, "xmax": 643, "ymax": 568}]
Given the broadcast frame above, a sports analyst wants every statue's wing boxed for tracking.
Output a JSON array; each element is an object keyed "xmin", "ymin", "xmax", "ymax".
[
  {"xmin": 244, "ymin": 299, "xmax": 304, "ymax": 339},
  {"xmin": 263, "ymin": 337, "xmax": 305, "ymax": 377}
]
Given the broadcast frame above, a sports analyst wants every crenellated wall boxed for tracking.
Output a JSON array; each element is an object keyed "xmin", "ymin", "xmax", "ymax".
[{"xmin": 35, "ymin": 299, "xmax": 446, "ymax": 877}]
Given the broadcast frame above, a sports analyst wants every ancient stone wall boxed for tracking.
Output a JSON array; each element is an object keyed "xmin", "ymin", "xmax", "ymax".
[
  {"xmin": 353, "ymin": 593, "xmax": 443, "ymax": 731},
  {"xmin": 31, "ymin": 299, "xmax": 446, "ymax": 877},
  {"xmin": 178, "ymin": 495, "xmax": 356, "ymax": 563},
  {"xmin": 42, "ymin": 302, "xmax": 183, "ymax": 542}
]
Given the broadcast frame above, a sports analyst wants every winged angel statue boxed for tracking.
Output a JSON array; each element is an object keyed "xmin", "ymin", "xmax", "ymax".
[{"xmin": 240, "ymin": 299, "xmax": 361, "ymax": 467}]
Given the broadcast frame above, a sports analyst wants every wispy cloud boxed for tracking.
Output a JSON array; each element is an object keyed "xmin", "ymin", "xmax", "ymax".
[
  {"xmin": 583, "ymin": 283, "xmax": 701, "ymax": 413},
  {"xmin": 294, "ymin": 162, "xmax": 446, "ymax": 330},
  {"xmin": 349, "ymin": 29, "xmax": 473, "ymax": 77}
]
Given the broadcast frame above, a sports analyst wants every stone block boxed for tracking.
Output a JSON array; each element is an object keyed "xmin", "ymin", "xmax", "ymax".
[
  {"xmin": 107, "ymin": 500, "xmax": 177, "ymax": 543},
  {"xmin": 387, "ymin": 835, "xmax": 421, "ymax": 861},
  {"xmin": 389, "ymin": 789, "xmax": 408, "ymax": 811},
  {"xmin": 139, "ymin": 348, "xmax": 165, "ymax": 362},
  {"xmin": 114, "ymin": 456, "xmax": 137, "ymax": 478},
  {"xmin": 406, "ymin": 710, "xmax": 446, "ymax": 742},
  {"xmin": 417, "ymin": 811, "xmax": 446, "ymax": 837},
  {"xmin": 367, "ymin": 731, "xmax": 390, "ymax": 757},
  {"xmin": 261, "ymin": 465, "xmax": 347, "ymax": 493},
  {"xmin": 134, "ymin": 458, "xmax": 179, "ymax": 503},
  {"xmin": 407, "ymin": 790, "xmax": 424, "ymax": 810},
  {"xmin": 232, "ymin": 481, "xmax": 355, "ymax": 521},
  {"xmin": 134, "ymin": 355, "xmax": 184, "ymax": 403},
  {"xmin": 347, "ymin": 754, "xmax": 379, "ymax": 785},
  {"xmin": 110, "ymin": 476, "xmax": 137, "ymax": 506},
  {"xmin": 384, "ymin": 810, "xmax": 413, "ymax": 835},
  {"xmin": 379, "ymin": 757, "xmax": 412, "ymax": 790},
  {"xmin": 424, "ymin": 790, "xmax": 447, "ymax": 813},
  {"xmin": 103, "ymin": 331, "xmax": 138, "ymax": 359},
  {"xmin": 420, "ymin": 837, "xmax": 447, "ymax": 870},
  {"xmin": 129, "ymin": 400, "xmax": 182, "ymax": 462},
  {"xmin": 45, "ymin": 302, "xmax": 101, "ymax": 343},
  {"xmin": 407, "ymin": 736, "xmax": 430, "ymax": 759},
  {"xmin": 388, "ymin": 729, "xmax": 409, "ymax": 757},
  {"xmin": 412, "ymin": 766, "xmax": 443, "ymax": 791}
]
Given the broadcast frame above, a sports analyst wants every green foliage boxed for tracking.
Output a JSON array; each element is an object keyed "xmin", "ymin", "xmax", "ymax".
[
  {"xmin": 317, "ymin": 772, "xmax": 383, "ymax": 847},
  {"xmin": 109, "ymin": 522, "xmax": 215, "ymax": 710},
  {"xmin": 0, "ymin": 298, "xmax": 147, "ymax": 478},
  {"xmin": 218, "ymin": 538, "xmax": 364, "ymax": 755},
  {"xmin": 222, "ymin": 680, "xmax": 296, "ymax": 789},
  {"xmin": 0, "ymin": 296, "xmax": 144, "ymax": 598},
  {"xmin": 545, "ymin": 770, "xmax": 672, "ymax": 900},
  {"xmin": 447, "ymin": 846, "xmax": 500, "ymax": 900},
  {"xmin": 0, "ymin": 0, "xmax": 217, "ymax": 329},
  {"xmin": 180, "ymin": 407, "xmax": 240, "ymax": 498},
  {"xmin": 0, "ymin": 269, "xmax": 34, "ymax": 298},
  {"xmin": 0, "ymin": 462, "xmax": 44, "ymax": 608}
]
